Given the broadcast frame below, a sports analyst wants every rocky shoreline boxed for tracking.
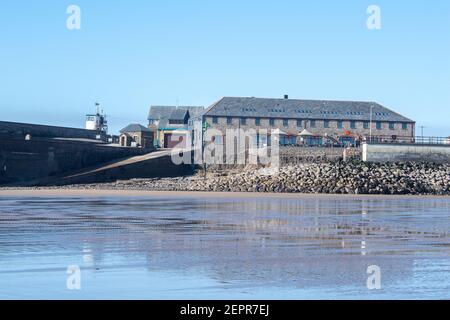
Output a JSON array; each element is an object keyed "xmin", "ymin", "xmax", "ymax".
[
  {"xmin": 189, "ymin": 161, "xmax": 450, "ymax": 195},
  {"xmin": 2, "ymin": 161, "xmax": 449, "ymax": 196}
]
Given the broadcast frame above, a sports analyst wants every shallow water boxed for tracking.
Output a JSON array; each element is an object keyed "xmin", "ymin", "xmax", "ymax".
[{"xmin": 0, "ymin": 194, "xmax": 449, "ymax": 299}]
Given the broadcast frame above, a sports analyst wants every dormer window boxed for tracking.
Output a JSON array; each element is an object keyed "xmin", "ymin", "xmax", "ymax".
[{"xmin": 169, "ymin": 119, "xmax": 185, "ymax": 125}]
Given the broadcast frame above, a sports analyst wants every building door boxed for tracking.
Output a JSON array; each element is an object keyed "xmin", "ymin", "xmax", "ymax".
[
  {"xmin": 143, "ymin": 136, "xmax": 153, "ymax": 149},
  {"xmin": 164, "ymin": 133, "xmax": 186, "ymax": 148},
  {"xmin": 120, "ymin": 136, "xmax": 127, "ymax": 147}
]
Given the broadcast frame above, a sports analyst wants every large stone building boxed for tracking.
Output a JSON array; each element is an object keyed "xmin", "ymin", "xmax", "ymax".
[
  {"xmin": 203, "ymin": 96, "xmax": 415, "ymax": 146},
  {"xmin": 148, "ymin": 106, "xmax": 204, "ymax": 148}
]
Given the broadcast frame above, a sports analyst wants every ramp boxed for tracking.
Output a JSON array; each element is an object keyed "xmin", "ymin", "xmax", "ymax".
[{"xmin": 26, "ymin": 149, "xmax": 194, "ymax": 186}]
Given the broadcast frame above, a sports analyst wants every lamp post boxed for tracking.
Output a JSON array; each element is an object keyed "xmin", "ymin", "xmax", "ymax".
[
  {"xmin": 420, "ymin": 125, "xmax": 426, "ymax": 144},
  {"xmin": 202, "ymin": 120, "xmax": 210, "ymax": 178},
  {"xmin": 369, "ymin": 105, "xmax": 373, "ymax": 142},
  {"xmin": 304, "ymin": 120, "xmax": 309, "ymax": 146}
]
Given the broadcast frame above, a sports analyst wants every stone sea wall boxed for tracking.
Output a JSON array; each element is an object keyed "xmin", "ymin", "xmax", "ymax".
[
  {"xmin": 0, "ymin": 137, "xmax": 152, "ymax": 185},
  {"xmin": 279, "ymin": 146, "xmax": 348, "ymax": 164}
]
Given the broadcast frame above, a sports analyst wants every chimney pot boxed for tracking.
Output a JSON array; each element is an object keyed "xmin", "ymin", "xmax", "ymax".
[{"xmin": 284, "ymin": 95, "xmax": 289, "ymax": 99}]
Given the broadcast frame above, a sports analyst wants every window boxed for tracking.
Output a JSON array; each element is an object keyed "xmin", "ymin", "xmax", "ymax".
[
  {"xmin": 297, "ymin": 119, "xmax": 302, "ymax": 127},
  {"xmin": 363, "ymin": 121, "xmax": 369, "ymax": 129},
  {"xmin": 283, "ymin": 119, "xmax": 289, "ymax": 127},
  {"xmin": 241, "ymin": 118, "xmax": 247, "ymax": 125},
  {"xmin": 305, "ymin": 136, "xmax": 323, "ymax": 146},
  {"xmin": 279, "ymin": 135, "xmax": 297, "ymax": 146},
  {"xmin": 376, "ymin": 122, "xmax": 382, "ymax": 130},
  {"xmin": 169, "ymin": 119, "xmax": 184, "ymax": 125},
  {"xmin": 212, "ymin": 117, "xmax": 218, "ymax": 124},
  {"xmin": 280, "ymin": 135, "xmax": 289, "ymax": 146},
  {"xmin": 227, "ymin": 117, "xmax": 233, "ymax": 125},
  {"xmin": 269, "ymin": 118, "xmax": 275, "ymax": 126},
  {"xmin": 324, "ymin": 120, "xmax": 330, "ymax": 128},
  {"xmin": 258, "ymin": 134, "xmax": 268, "ymax": 147},
  {"xmin": 350, "ymin": 121, "xmax": 356, "ymax": 129},
  {"xmin": 214, "ymin": 135, "xmax": 223, "ymax": 144},
  {"xmin": 402, "ymin": 123, "xmax": 408, "ymax": 130},
  {"xmin": 389, "ymin": 122, "xmax": 395, "ymax": 130},
  {"xmin": 255, "ymin": 118, "xmax": 261, "ymax": 126},
  {"xmin": 310, "ymin": 120, "xmax": 316, "ymax": 128},
  {"xmin": 337, "ymin": 121, "xmax": 343, "ymax": 129}
]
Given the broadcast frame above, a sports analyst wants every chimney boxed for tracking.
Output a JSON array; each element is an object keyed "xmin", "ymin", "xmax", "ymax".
[{"xmin": 284, "ymin": 94, "xmax": 289, "ymax": 99}]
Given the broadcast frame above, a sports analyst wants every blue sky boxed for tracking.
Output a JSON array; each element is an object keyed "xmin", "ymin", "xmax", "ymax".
[{"xmin": 0, "ymin": 0, "xmax": 449, "ymax": 135}]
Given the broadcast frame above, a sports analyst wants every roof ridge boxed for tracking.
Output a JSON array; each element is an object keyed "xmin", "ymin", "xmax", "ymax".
[
  {"xmin": 120, "ymin": 123, "xmax": 151, "ymax": 133},
  {"xmin": 220, "ymin": 96, "xmax": 378, "ymax": 104}
]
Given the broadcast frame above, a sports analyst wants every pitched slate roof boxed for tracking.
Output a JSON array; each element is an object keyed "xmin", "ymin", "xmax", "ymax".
[
  {"xmin": 204, "ymin": 97, "xmax": 414, "ymax": 123},
  {"xmin": 148, "ymin": 106, "xmax": 204, "ymax": 120},
  {"xmin": 184, "ymin": 106, "xmax": 205, "ymax": 117},
  {"xmin": 148, "ymin": 106, "xmax": 175, "ymax": 121},
  {"xmin": 148, "ymin": 106, "xmax": 205, "ymax": 128},
  {"xmin": 169, "ymin": 109, "xmax": 189, "ymax": 121},
  {"xmin": 120, "ymin": 124, "xmax": 152, "ymax": 133}
]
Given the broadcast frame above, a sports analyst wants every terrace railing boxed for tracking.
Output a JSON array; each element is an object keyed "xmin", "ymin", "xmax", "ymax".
[{"xmin": 366, "ymin": 135, "xmax": 450, "ymax": 145}]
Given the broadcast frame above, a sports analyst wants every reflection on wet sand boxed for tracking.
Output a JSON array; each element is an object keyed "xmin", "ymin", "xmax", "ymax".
[{"xmin": 0, "ymin": 195, "xmax": 449, "ymax": 299}]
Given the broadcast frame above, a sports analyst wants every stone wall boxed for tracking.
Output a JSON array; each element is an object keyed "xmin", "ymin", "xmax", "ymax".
[
  {"xmin": 362, "ymin": 143, "xmax": 450, "ymax": 163},
  {"xmin": 37, "ymin": 152, "xmax": 195, "ymax": 186},
  {"xmin": 0, "ymin": 121, "xmax": 107, "ymax": 141},
  {"xmin": 0, "ymin": 137, "xmax": 153, "ymax": 185},
  {"xmin": 196, "ymin": 146, "xmax": 348, "ymax": 173},
  {"xmin": 280, "ymin": 146, "xmax": 346, "ymax": 164}
]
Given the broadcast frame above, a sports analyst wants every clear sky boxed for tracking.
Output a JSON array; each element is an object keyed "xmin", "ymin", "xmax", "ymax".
[{"xmin": 1, "ymin": 0, "xmax": 449, "ymax": 135}]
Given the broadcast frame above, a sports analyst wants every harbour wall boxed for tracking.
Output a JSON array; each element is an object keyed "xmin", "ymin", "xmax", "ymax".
[
  {"xmin": 0, "ymin": 121, "xmax": 107, "ymax": 141},
  {"xmin": 40, "ymin": 152, "xmax": 195, "ymax": 186},
  {"xmin": 362, "ymin": 143, "xmax": 450, "ymax": 163},
  {"xmin": 0, "ymin": 137, "xmax": 153, "ymax": 185}
]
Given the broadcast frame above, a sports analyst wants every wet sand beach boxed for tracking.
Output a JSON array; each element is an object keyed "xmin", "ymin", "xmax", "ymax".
[
  {"xmin": 1, "ymin": 189, "xmax": 450, "ymax": 199},
  {"xmin": 0, "ymin": 190, "xmax": 449, "ymax": 299}
]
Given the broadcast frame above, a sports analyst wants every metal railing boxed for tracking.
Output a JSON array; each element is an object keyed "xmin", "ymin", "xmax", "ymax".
[{"xmin": 366, "ymin": 135, "xmax": 450, "ymax": 145}]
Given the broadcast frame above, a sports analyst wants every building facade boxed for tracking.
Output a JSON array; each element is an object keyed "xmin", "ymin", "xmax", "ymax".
[
  {"xmin": 119, "ymin": 124, "xmax": 154, "ymax": 148},
  {"xmin": 148, "ymin": 106, "xmax": 204, "ymax": 148},
  {"xmin": 203, "ymin": 96, "xmax": 416, "ymax": 146}
]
